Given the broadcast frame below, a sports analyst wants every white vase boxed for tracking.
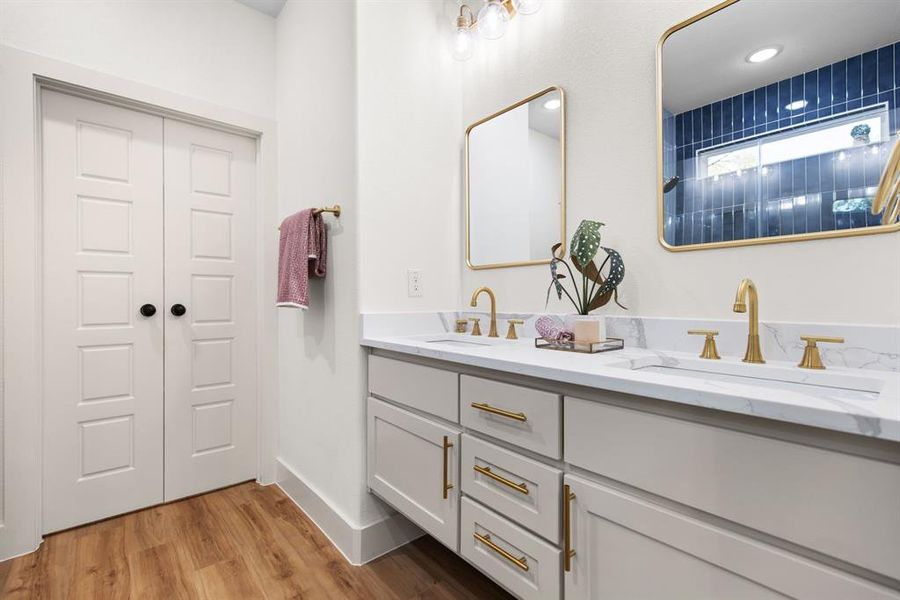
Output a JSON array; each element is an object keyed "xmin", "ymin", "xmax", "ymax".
[{"xmin": 565, "ymin": 314, "xmax": 606, "ymax": 344}]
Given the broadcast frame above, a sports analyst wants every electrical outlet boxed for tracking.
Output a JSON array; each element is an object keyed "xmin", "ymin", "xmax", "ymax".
[{"xmin": 407, "ymin": 269, "xmax": 423, "ymax": 297}]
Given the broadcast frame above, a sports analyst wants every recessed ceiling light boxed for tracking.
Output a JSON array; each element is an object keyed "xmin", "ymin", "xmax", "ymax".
[
  {"xmin": 785, "ymin": 100, "xmax": 808, "ymax": 111},
  {"xmin": 746, "ymin": 46, "xmax": 782, "ymax": 64},
  {"xmin": 543, "ymin": 98, "xmax": 561, "ymax": 110}
]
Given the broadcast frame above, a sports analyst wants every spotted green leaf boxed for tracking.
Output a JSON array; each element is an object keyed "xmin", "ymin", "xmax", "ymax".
[{"xmin": 570, "ymin": 220, "xmax": 604, "ymax": 267}]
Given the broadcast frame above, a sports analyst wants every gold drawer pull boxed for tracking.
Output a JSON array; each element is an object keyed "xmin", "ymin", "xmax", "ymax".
[
  {"xmin": 563, "ymin": 484, "xmax": 576, "ymax": 572},
  {"xmin": 473, "ymin": 465, "xmax": 529, "ymax": 495},
  {"xmin": 442, "ymin": 436, "xmax": 454, "ymax": 500},
  {"xmin": 473, "ymin": 532, "xmax": 529, "ymax": 572},
  {"xmin": 471, "ymin": 402, "xmax": 527, "ymax": 422}
]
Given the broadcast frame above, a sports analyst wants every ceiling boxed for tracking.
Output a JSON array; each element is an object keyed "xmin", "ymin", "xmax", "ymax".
[
  {"xmin": 234, "ymin": 0, "xmax": 286, "ymax": 18},
  {"xmin": 662, "ymin": 0, "xmax": 900, "ymax": 114}
]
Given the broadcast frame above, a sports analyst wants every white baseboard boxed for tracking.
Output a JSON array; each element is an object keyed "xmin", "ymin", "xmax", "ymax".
[{"xmin": 275, "ymin": 459, "xmax": 423, "ymax": 565}]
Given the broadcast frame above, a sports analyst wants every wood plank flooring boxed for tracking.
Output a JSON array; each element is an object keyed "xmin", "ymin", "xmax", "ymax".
[{"xmin": 0, "ymin": 482, "xmax": 513, "ymax": 599}]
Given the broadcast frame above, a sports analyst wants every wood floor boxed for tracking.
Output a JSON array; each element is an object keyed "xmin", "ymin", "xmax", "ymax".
[{"xmin": 0, "ymin": 482, "xmax": 513, "ymax": 600}]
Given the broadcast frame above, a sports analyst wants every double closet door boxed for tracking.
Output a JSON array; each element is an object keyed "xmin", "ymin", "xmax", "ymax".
[{"xmin": 41, "ymin": 90, "xmax": 258, "ymax": 533}]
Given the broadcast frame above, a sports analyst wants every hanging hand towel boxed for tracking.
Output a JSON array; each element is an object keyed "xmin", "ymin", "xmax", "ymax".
[{"xmin": 277, "ymin": 209, "xmax": 328, "ymax": 309}]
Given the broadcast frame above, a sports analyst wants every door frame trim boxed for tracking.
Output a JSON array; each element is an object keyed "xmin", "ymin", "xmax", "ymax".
[{"xmin": 0, "ymin": 46, "xmax": 279, "ymax": 559}]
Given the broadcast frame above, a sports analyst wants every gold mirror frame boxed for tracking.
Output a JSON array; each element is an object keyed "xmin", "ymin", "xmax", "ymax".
[
  {"xmin": 656, "ymin": 0, "xmax": 900, "ymax": 252},
  {"xmin": 465, "ymin": 86, "xmax": 567, "ymax": 270}
]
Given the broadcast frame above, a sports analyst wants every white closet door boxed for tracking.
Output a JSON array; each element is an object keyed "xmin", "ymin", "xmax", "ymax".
[
  {"xmin": 163, "ymin": 120, "xmax": 258, "ymax": 501},
  {"xmin": 41, "ymin": 90, "xmax": 164, "ymax": 533}
]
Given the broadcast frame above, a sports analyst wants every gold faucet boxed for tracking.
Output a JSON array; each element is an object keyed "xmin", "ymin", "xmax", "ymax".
[
  {"xmin": 732, "ymin": 278, "xmax": 765, "ymax": 364},
  {"xmin": 470, "ymin": 287, "xmax": 499, "ymax": 338}
]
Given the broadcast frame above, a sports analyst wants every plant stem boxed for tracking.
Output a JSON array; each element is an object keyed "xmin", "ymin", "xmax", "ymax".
[
  {"xmin": 557, "ymin": 260, "xmax": 585, "ymax": 314},
  {"xmin": 586, "ymin": 254, "xmax": 611, "ymax": 308}
]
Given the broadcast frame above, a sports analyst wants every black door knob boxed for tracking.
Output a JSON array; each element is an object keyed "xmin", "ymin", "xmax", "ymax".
[
  {"xmin": 170, "ymin": 303, "xmax": 187, "ymax": 317},
  {"xmin": 139, "ymin": 303, "xmax": 157, "ymax": 317}
]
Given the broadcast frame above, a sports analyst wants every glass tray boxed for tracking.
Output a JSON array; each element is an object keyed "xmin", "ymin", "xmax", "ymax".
[{"xmin": 534, "ymin": 337, "xmax": 624, "ymax": 354}]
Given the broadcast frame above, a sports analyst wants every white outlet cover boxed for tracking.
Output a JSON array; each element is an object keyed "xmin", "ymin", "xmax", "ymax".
[{"xmin": 407, "ymin": 269, "xmax": 423, "ymax": 297}]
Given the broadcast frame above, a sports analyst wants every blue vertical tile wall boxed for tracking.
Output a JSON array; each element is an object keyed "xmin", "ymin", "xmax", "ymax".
[{"xmin": 664, "ymin": 40, "xmax": 899, "ymax": 246}]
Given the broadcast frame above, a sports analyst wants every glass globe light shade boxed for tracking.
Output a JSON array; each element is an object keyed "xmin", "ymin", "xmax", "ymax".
[
  {"xmin": 477, "ymin": 0, "xmax": 510, "ymax": 40},
  {"xmin": 452, "ymin": 26, "xmax": 475, "ymax": 61}
]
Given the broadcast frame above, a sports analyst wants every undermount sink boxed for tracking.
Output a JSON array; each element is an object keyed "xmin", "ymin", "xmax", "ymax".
[
  {"xmin": 610, "ymin": 356, "xmax": 883, "ymax": 402},
  {"xmin": 421, "ymin": 334, "xmax": 514, "ymax": 348}
]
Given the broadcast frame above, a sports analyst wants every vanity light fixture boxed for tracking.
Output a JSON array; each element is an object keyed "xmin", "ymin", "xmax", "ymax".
[
  {"xmin": 785, "ymin": 99, "xmax": 808, "ymax": 111},
  {"xmin": 453, "ymin": 5, "xmax": 477, "ymax": 61},
  {"xmin": 543, "ymin": 98, "xmax": 561, "ymax": 110},
  {"xmin": 452, "ymin": 0, "xmax": 543, "ymax": 61},
  {"xmin": 746, "ymin": 46, "xmax": 782, "ymax": 64}
]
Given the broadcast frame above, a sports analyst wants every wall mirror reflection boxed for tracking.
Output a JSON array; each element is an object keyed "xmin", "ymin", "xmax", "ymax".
[
  {"xmin": 466, "ymin": 86, "xmax": 566, "ymax": 269},
  {"xmin": 659, "ymin": 0, "xmax": 900, "ymax": 251}
]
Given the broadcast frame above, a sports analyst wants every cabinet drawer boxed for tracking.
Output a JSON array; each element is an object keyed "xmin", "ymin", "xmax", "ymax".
[
  {"xmin": 368, "ymin": 355, "xmax": 458, "ymax": 422},
  {"xmin": 461, "ymin": 497, "xmax": 561, "ymax": 600},
  {"xmin": 460, "ymin": 375, "xmax": 561, "ymax": 458},
  {"xmin": 565, "ymin": 397, "xmax": 900, "ymax": 580},
  {"xmin": 564, "ymin": 474, "xmax": 900, "ymax": 600},
  {"xmin": 461, "ymin": 434, "xmax": 562, "ymax": 543},
  {"xmin": 367, "ymin": 397, "xmax": 460, "ymax": 551}
]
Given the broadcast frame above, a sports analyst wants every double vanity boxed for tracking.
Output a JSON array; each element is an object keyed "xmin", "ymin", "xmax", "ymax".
[{"xmin": 362, "ymin": 311, "xmax": 900, "ymax": 599}]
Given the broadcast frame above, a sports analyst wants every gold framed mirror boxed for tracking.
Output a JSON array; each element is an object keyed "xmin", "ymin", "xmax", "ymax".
[
  {"xmin": 465, "ymin": 86, "xmax": 566, "ymax": 269},
  {"xmin": 657, "ymin": 0, "xmax": 900, "ymax": 251}
]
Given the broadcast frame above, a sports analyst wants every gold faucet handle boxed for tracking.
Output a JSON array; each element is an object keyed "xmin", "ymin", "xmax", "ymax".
[
  {"xmin": 468, "ymin": 317, "xmax": 483, "ymax": 337},
  {"xmin": 506, "ymin": 319, "xmax": 524, "ymax": 340},
  {"xmin": 798, "ymin": 335, "xmax": 844, "ymax": 370},
  {"xmin": 455, "ymin": 319, "xmax": 468, "ymax": 333},
  {"xmin": 687, "ymin": 329, "xmax": 721, "ymax": 360}
]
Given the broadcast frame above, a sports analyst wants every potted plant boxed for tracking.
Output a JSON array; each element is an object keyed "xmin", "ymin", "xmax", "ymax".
[{"xmin": 545, "ymin": 220, "xmax": 626, "ymax": 343}]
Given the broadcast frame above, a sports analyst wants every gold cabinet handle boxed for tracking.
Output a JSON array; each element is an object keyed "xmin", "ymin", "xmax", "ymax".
[
  {"xmin": 563, "ymin": 484, "xmax": 576, "ymax": 572},
  {"xmin": 473, "ymin": 532, "xmax": 529, "ymax": 572},
  {"xmin": 473, "ymin": 465, "xmax": 529, "ymax": 495},
  {"xmin": 442, "ymin": 436, "xmax": 454, "ymax": 499},
  {"xmin": 470, "ymin": 402, "xmax": 527, "ymax": 422}
]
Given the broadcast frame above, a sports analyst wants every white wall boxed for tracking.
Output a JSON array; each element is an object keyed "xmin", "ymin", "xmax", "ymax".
[
  {"xmin": 275, "ymin": 0, "xmax": 389, "ymax": 531},
  {"xmin": 0, "ymin": 0, "xmax": 276, "ymax": 117},
  {"xmin": 458, "ymin": 0, "xmax": 900, "ymax": 326},
  {"xmin": 357, "ymin": 0, "xmax": 463, "ymax": 313}
]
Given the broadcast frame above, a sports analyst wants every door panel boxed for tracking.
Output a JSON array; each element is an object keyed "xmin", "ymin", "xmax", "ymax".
[
  {"xmin": 42, "ymin": 90, "xmax": 164, "ymax": 533},
  {"xmin": 563, "ymin": 475, "xmax": 899, "ymax": 600},
  {"xmin": 367, "ymin": 397, "xmax": 461, "ymax": 551},
  {"xmin": 163, "ymin": 120, "xmax": 257, "ymax": 501}
]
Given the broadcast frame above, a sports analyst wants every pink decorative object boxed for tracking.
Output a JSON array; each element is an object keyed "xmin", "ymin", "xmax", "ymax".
[{"xmin": 535, "ymin": 315, "xmax": 574, "ymax": 342}]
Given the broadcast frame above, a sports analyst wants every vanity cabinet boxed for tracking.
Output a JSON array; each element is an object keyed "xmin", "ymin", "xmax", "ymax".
[
  {"xmin": 563, "ymin": 474, "xmax": 897, "ymax": 600},
  {"xmin": 366, "ymin": 353, "xmax": 900, "ymax": 600},
  {"xmin": 366, "ymin": 397, "xmax": 460, "ymax": 551}
]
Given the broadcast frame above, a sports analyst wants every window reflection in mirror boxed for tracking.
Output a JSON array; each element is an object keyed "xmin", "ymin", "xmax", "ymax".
[
  {"xmin": 466, "ymin": 87, "xmax": 565, "ymax": 269},
  {"xmin": 659, "ymin": 0, "xmax": 900, "ymax": 249}
]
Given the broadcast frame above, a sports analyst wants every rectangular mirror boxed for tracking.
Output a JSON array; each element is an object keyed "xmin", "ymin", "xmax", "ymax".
[
  {"xmin": 466, "ymin": 86, "xmax": 566, "ymax": 269},
  {"xmin": 658, "ymin": 0, "xmax": 900, "ymax": 251}
]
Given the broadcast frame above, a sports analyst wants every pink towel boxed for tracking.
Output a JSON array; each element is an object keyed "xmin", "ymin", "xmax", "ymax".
[{"xmin": 277, "ymin": 209, "xmax": 327, "ymax": 309}]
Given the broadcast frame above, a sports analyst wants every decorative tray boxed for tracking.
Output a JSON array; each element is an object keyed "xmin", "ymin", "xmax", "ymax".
[{"xmin": 534, "ymin": 337, "xmax": 624, "ymax": 354}]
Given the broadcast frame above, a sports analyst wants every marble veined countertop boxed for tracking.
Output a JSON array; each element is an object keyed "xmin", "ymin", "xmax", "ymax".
[{"xmin": 360, "ymin": 313, "xmax": 900, "ymax": 442}]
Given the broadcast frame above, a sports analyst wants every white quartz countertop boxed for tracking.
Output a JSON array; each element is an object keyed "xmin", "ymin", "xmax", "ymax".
[{"xmin": 360, "ymin": 317, "xmax": 900, "ymax": 442}]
